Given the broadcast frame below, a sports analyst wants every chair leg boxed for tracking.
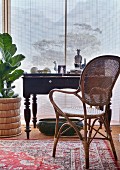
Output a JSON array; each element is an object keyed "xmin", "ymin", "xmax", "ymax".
[
  {"xmin": 109, "ymin": 138, "xmax": 118, "ymax": 160},
  {"xmin": 84, "ymin": 141, "xmax": 89, "ymax": 169},
  {"xmin": 52, "ymin": 114, "xmax": 59, "ymax": 158},
  {"xmin": 88, "ymin": 119, "xmax": 91, "ymax": 130},
  {"xmin": 84, "ymin": 118, "xmax": 89, "ymax": 169},
  {"xmin": 103, "ymin": 117, "xmax": 117, "ymax": 160},
  {"xmin": 52, "ymin": 137, "xmax": 59, "ymax": 157},
  {"xmin": 107, "ymin": 129, "xmax": 117, "ymax": 160}
]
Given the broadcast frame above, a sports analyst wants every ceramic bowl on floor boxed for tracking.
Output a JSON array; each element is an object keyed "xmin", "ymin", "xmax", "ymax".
[{"xmin": 37, "ymin": 118, "xmax": 83, "ymax": 136}]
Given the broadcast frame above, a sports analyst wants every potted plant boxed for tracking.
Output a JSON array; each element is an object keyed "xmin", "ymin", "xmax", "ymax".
[{"xmin": 0, "ymin": 33, "xmax": 25, "ymax": 137}]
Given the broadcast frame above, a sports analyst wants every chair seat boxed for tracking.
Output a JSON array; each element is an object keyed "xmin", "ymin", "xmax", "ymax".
[{"xmin": 62, "ymin": 106, "xmax": 105, "ymax": 118}]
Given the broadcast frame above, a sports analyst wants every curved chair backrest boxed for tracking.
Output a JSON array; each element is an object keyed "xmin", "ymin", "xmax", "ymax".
[{"xmin": 80, "ymin": 55, "xmax": 120, "ymax": 106}]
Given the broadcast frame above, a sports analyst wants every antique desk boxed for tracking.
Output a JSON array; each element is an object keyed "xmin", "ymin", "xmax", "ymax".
[{"xmin": 23, "ymin": 73, "xmax": 80, "ymax": 139}]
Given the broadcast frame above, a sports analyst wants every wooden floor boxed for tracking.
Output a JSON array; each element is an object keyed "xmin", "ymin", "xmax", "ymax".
[{"xmin": 10, "ymin": 124, "xmax": 120, "ymax": 167}]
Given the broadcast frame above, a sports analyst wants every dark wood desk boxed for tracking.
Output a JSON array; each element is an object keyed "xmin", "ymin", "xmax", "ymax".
[{"xmin": 23, "ymin": 73, "xmax": 80, "ymax": 139}]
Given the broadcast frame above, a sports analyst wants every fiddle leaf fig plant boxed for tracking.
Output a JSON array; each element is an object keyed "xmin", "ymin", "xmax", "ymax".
[{"xmin": 0, "ymin": 33, "xmax": 25, "ymax": 98}]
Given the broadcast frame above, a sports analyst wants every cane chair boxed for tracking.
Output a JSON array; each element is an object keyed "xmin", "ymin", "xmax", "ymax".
[{"xmin": 49, "ymin": 55, "xmax": 120, "ymax": 169}]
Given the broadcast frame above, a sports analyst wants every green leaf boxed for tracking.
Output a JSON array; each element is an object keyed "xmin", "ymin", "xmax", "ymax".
[
  {"xmin": 0, "ymin": 62, "xmax": 12, "ymax": 79},
  {"xmin": 0, "ymin": 33, "xmax": 17, "ymax": 61},
  {"xmin": 0, "ymin": 33, "xmax": 12, "ymax": 50},
  {"xmin": 3, "ymin": 44, "xmax": 17, "ymax": 62},
  {"xmin": 9, "ymin": 54, "xmax": 25, "ymax": 67},
  {"xmin": 6, "ymin": 69, "xmax": 24, "ymax": 83},
  {"xmin": 7, "ymin": 90, "xmax": 14, "ymax": 98}
]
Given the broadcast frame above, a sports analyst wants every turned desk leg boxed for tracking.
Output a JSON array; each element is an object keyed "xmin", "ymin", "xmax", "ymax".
[
  {"xmin": 24, "ymin": 97, "xmax": 31, "ymax": 139},
  {"xmin": 32, "ymin": 94, "xmax": 37, "ymax": 128}
]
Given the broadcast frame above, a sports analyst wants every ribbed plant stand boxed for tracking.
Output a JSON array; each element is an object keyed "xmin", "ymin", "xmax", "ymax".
[{"xmin": 0, "ymin": 97, "xmax": 22, "ymax": 137}]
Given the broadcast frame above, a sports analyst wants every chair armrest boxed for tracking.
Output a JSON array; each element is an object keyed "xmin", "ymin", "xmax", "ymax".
[
  {"xmin": 49, "ymin": 87, "xmax": 81, "ymax": 102},
  {"xmin": 49, "ymin": 87, "xmax": 83, "ymax": 116},
  {"xmin": 49, "ymin": 88, "xmax": 78, "ymax": 95}
]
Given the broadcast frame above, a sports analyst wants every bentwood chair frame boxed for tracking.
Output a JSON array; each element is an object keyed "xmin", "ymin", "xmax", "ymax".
[{"xmin": 49, "ymin": 55, "xmax": 120, "ymax": 169}]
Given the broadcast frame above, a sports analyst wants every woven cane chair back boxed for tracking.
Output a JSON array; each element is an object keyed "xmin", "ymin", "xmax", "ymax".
[{"xmin": 80, "ymin": 55, "xmax": 120, "ymax": 106}]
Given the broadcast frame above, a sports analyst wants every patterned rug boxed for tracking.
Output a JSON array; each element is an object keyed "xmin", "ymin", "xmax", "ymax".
[{"xmin": 0, "ymin": 139, "xmax": 119, "ymax": 170}]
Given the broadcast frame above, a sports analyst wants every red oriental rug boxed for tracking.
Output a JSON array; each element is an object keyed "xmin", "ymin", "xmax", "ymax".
[{"xmin": 0, "ymin": 139, "xmax": 119, "ymax": 170}]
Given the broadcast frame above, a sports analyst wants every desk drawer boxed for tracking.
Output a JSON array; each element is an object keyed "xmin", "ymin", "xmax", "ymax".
[{"xmin": 23, "ymin": 77, "xmax": 79, "ymax": 96}]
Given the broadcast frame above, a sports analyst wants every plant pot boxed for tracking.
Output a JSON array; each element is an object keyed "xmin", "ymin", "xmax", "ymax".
[
  {"xmin": 37, "ymin": 118, "xmax": 83, "ymax": 136},
  {"xmin": 0, "ymin": 97, "xmax": 22, "ymax": 137}
]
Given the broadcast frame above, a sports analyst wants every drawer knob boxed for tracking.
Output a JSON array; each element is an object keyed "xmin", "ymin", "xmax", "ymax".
[{"xmin": 49, "ymin": 80, "xmax": 52, "ymax": 83}]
